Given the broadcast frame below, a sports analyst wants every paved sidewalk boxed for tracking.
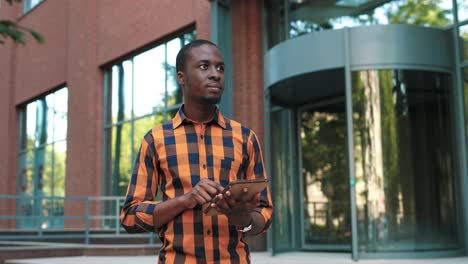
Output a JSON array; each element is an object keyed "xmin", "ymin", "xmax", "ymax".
[{"xmin": 5, "ymin": 252, "xmax": 468, "ymax": 264}]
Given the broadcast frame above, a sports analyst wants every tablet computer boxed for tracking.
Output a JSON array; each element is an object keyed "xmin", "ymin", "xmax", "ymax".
[{"xmin": 203, "ymin": 178, "xmax": 269, "ymax": 216}]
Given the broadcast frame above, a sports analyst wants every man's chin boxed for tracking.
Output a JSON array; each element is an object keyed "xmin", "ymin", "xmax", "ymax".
[{"xmin": 203, "ymin": 96, "xmax": 222, "ymax": 105}]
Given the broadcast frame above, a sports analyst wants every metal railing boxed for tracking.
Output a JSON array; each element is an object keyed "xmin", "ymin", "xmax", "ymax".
[{"xmin": 0, "ymin": 195, "xmax": 157, "ymax": 244}]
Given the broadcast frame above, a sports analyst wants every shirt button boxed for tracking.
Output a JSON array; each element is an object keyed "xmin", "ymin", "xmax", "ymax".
[
  {"xmin": 203, "ymin": 164, "xmax": 206, "ymax": 169},
  {"xmin": 207, "ymin": 229, "xmax": 211, "ymax": 235}
]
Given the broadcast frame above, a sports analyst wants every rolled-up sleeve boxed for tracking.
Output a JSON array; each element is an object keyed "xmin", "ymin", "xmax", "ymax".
[
  {"xmin": 120, "ymin": 130, "xmax": 160, "ymax": 233},
  {"xmin": 246, "ymin": 131, "xmax": 273, "ymax": 234}
]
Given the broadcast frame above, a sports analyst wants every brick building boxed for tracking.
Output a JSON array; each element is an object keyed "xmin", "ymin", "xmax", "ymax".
[{"xmin": 1, "ymin": 0, "xmax": 468, "ymax": 261}]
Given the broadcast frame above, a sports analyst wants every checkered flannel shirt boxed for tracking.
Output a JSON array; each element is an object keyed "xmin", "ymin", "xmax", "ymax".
[{"xmin": 120, "ymin": 106, "xmax": 273, "ymax": 263}]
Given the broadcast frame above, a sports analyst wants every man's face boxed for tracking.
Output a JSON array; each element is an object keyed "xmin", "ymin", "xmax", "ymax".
[{"xmin": 178, "ymin": 44, "xmax": 225, "ymax": 105}]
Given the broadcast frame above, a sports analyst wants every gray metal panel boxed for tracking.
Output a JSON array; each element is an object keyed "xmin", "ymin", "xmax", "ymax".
[
  {"xmin": 264, "ymin": 30, "xmax": 345, "ymax": 89},
  {"xmin": 349, "ymin": 25, "xmax": 453, "ymax": 71},
  {"xmin": 265, "ymin": 25, "xmax": 453, "ymax": 95}
]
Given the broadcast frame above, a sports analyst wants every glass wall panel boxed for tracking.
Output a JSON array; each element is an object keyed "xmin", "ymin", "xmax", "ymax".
[
  {"xmin": 457, "ymin": 0, "xmax": 467, "ymax": 22},
  {"xmin": 133, "ymin": 116, "xmax": 159, "ymax": 159},
  {"xmin": 265, "ymin": 0, "xmax": 454, "ymax": 47},
  {"xmin": 300, "ymin": 101, "xmax": 350, "ymax": 247},
  {"xmin": 464, "ymin": 68, "xmax": 468, "ymax": 164},
  {"xmin": 111, "ymin": 123, "xmax": 132, "ymax": 196},
  {"xmin": 54, "ymin": 89, "xmax": 68, "ymax": 142},
  {"xmin": 289, "ymin": 0, "xmax": 453, "ymax": 37},
  {"xmin": 461, "ymin": 24, "xmax": 468, "ymax": 63},
  {"xmin": 134, "ymin": 47, "xmax": 166, "ymax": 116},
  {"xmin": 264, "ymin": 0, "xmax": 289, "ymax": 49},
  {"xmin": 352, "ymin": 69, "xmax": 458, "ymax": 252},
  {"xmin": 17, "ymin": 87, "xmax": 68, "ymax": 229},
  {"xmin": 112, "ymin": 63, "xmax": 133, "ymax": 122},
  {"xmin": 166, "ymin": 38, "xmax": 184, "ymax": 108},
  {"xmin": 271, "ymin": 107, "xmax": 295, "ymax": 252}
]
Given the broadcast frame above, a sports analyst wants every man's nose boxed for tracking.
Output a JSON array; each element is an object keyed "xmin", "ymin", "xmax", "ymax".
[{"xmin": 208, "ymin": 67, "xmax": 221, "ymax": 80}]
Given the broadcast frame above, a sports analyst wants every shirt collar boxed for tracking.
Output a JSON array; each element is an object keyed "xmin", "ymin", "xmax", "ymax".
[{"xmin": 172, "ymin": 104, "xmax": 226, "ymax": 130}]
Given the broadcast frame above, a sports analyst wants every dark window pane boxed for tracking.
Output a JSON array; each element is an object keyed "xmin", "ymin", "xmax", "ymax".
[{"xmin": 300, "ymin": 102, "xmax": 350, "ymax": 247}]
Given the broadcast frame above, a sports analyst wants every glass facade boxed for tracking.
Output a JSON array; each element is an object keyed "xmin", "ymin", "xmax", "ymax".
[
  {"xmin": 23, "ymin": 0, "xmax": 43, "ymax": 14},
  {"xmin": 352, "ymin": 70, "xmax": 457, "ymax": 252},
  {"xmin": 265, "ymin": 0, "xmax": 455, "ymax": 48},
  {"xmin": 103, "ymin": 31, "xmax": 195, "ymax": 198},
  {"xmin": 17, "ymin": 87, "xmax": 68, "ymax": 229},
  {"xmin": 271, "ymin": 107, "xmax": 296, "ymax": 252},
  {"xmin": 461, "ymin": 24, "xmax": 468, "ymax": 62},
  {"xmin": 265, "ymin": 0, "xmax": 467, "ymax": 257}
]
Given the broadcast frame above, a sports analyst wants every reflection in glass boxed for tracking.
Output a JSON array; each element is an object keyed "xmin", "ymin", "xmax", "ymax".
[
  {"xmin": 166, "ymin": 38, "xmax": 184, "ymax": 107},
  {"xmin": 300, "ymin": 102, "xmax": 350, "ymax": 247},
  {"xmin": 271, "ymin": 107, "xmax": 294, "ymax": 252},
  {"xmin": 133, "ymin": 116, "xmax": 163, "ymax": 160},
  {"xmin": 463, "ymin": 68, "xmax": 468, "ymax": 163},
  {"xmin": 352, "ymin": 69, "xmax": 458, "ymax": 252},
  {"xmin": 461, "ymin": 25, "xmax": 468, "ymax": 62},
  {"xmin": 17, "ymin": 87, "xmax": 68, "ymax": 229},
  {"xmin": 26, "ymin": 102, "xmax": 37, "ymax": 149},
  {"xmin": 54, "ymin": 88, "xmax": 68, "ymax": 142},
  {"xmin": 289, "ymin": 0, "xmax": 453, "ymax": 38},
  {"xmin": 112, "ymin": 62, "xmax": 133, "ymax": 122},
  {"xmin": 265, "ymin": 0, "xmax": 454, "ymax": 47},
  {"xmin": 112, "ymin": 123, "xmax": 132, "ymax": 196},
  {"xmin": 458, "ymin": 0, "xmax": 467, "ymax": 22},
  {"xmin": 134, "ymin": 47, "xmax": 166, "ymax": 116}
]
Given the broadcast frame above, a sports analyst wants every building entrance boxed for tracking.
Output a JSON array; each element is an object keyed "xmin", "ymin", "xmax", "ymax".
[
  {"xmin": 299, "ymin": 99, "xmax": 351, "ymax": 250},
  {"xmin": 265, "ymin": 25, "xmax": 464, "ymax": 258}
]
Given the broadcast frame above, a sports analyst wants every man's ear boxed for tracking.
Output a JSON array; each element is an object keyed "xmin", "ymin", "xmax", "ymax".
[{"xmin": 177, "ymin": 71, "xmax": 185, "ymax": 88}]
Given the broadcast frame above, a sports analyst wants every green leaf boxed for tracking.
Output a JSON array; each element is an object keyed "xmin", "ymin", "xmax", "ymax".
[{"xmin": 29, "ymin": 30, "xmax": 45, "ymax": 43}]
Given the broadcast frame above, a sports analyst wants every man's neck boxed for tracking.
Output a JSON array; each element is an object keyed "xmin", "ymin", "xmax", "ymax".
[{"xmin": 183, "ymin": 103, "xmax": 216, "ymax": 123}]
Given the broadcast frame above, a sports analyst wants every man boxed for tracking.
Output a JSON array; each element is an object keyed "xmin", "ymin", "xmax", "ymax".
[{"xmin": 120, "ymin": 39, "xmax": 273, "ymax": 263}]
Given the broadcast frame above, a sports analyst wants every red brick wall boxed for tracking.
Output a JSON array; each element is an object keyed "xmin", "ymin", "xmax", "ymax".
[
  {"xmin": 231, "ymin": 0, "xmax": 265, "ymax": 146},
  {"xmin": 0, "ymin": 1, "xmax": 21, "ymax": 229},
  {"xmin": 231, "ymin": 0, "xmax": 267, "ymax": 251},
  {"xmin": 0, "ymin": 0, "xmax": 211, "ymax": 228}
]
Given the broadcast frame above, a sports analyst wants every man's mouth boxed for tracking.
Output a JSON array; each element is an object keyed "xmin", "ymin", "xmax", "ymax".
[{"xmin": 207, "ymin": 84, "xmax": 222, "ymax": 91}]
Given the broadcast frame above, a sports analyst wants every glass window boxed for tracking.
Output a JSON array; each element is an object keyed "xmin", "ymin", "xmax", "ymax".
[
  {"xmin": 271, "ymin": 107, "xmax": 295, "ymax": 252},
  {"xmin": 352, "ymin": 69, "xmax": 458, "ymax": 252},
  {"xmin": 464, "ymin": 68, "xmax": 468, "ymax": 160},
  {"xmin": 23, "ymin": 0, "xmax": 43, "ymax": 14},
  {"xmin": 103, "ymin": 30, "xmax": 195, "ymax": 198},
  {"xmin": 457, "ymin": 0, "xmax": 467, "ymax": 22},
  {"xmin": 300, "ymin": 101, "xmax": 351, "ymax": 249},
  {"xmin": 265, "ymin": 0, "xmax": 454, "ymax": 47},
  {"xmin": 17, "ymin": 87, "xmax": 68, "ymax": 230},
  {"xmin": 461, "ymin": 24, "xmax": 468, "ymax": 63}
]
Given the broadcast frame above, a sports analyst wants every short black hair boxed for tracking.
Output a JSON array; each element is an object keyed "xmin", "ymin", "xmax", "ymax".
[{"xmin": 176, "ymin": 39, "xmax": 218, "ymax": 73}]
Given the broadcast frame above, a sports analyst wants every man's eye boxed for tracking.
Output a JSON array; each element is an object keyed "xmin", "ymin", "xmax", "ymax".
[
  {"xmin": 217, "ymin": 65, "xmax": 225, "ymax": 72},
  {"xmin": 199, "ymin": 64, "xmax": 208, "ymax": 70}
]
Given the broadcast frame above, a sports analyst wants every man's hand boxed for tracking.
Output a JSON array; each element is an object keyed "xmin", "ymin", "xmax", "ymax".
[
  {"xmin": 212, "ymin": 188, "xmax": 260, "ymax": 227},
  {"xmin": 181, "ymin": 179, "xmax": 224, "ymax": 209}
]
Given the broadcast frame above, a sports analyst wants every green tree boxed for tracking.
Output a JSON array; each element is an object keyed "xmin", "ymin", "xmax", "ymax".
[
  {"xmin": 290, "ymin": 0, "xmax": 452, "ymax": 36},
  {"xmin": 0, "ymin": 0, "xmax": 44, "ymax": 45},
  {"xmin": 386, "ymin": 0, "xmax": 451, "ymax": 27}
]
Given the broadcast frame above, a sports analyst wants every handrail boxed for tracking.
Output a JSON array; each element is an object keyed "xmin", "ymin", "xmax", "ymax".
[{"xmin": 0, "ymin": 195, "xmax": 157, "ymax": 245}]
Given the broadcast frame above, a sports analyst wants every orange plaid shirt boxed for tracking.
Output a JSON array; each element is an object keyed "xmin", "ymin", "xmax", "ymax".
[{"xmin": 120, "ymin": 106, "xmax": 273, "ymax": 264}]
